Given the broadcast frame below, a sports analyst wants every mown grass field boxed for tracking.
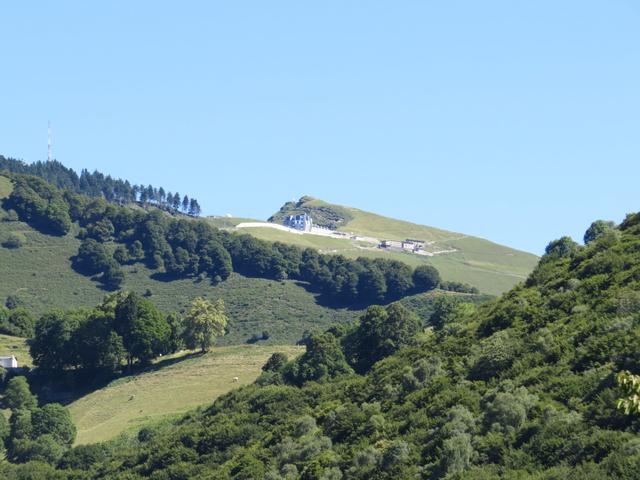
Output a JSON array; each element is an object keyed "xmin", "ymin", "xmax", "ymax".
[
  {"xmin": 0, "ymin": 334, "xmax": 31, "ymax": 367},
  {"xmin": 68, "ymin": 344, "xmax": 303, "ymax": 445}
]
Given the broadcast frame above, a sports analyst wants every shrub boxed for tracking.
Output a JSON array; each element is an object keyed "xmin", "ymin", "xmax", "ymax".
[
  {"xmin": 0, "ymin": 308, "xmax": 35, "ymax": 337},
  {"xmin": 413, "ymin": 265, "xmax": 441, "ymax": 291},
  {"xmin": 2, "ymin": 209, "xmax": 19, "ymax": 222},
  {"xmin": 1, "ymin": 232, "xmax": 26, "ymax": 249}
]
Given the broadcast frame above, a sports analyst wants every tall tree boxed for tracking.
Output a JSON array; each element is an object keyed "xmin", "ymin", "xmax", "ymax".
[
  {"xmin": 30, "ymin": 310, "xmax": 84, "ymax": 372},
  {"xmin": 182, "ymin": 195, "xmax": 190, "ymax": 213},
  {"xmin": 4, "ymin": 377, "xmax": 37, "ymax": 411},
  {"xmin": 114, "ymin": 292, "xmax": 170, "ymax": 366},
  {"xmin": 345, "ymin": 303, "xmax": 421, "ymax": 373},
  {"xmin": 413, "ymin": 265, "xmax": 441, "ymax": 291},
  {"xmin": 188, "ymin": 198, "xmax": 200, "ymax": 216},
  {"xmin": 182, "ymin": 298, "xmax": 227, "ymax": 352},
  {"xmin": 172, "ymin": 192, "xmax": 181, "ymax": 210}
]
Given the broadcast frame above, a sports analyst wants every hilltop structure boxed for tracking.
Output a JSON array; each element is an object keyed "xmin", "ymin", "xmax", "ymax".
[
  {"xmin": 380, "ymin": 238, "xmax": 426, "ymax": 253},
  {"xmin": 284, "ymin": 213, "xmax": 313, "ymax": 232}
]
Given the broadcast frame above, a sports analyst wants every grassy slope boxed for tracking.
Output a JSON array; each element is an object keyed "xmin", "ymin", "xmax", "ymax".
[
  {"xmin": 0, "ymin": 334, "xmax": 31, "ymax": 367},
  {"xmin": 0, "ymin": 173, "xmax": 357, "ymax": 343},
  {"xmin": 69, "ymin": 344, "xmax": 303, "ymax": 445},
  {"xmin": 236, "ymin": 198, "xmax": 538, "ymax": 295},
  {"xmin": 0, "ymin": 175, "xmax": 486, "ymax": 342},
  {"xmin": 0, "ymin": 216, "xmax": 358, "ymax": 344},
  {"xmin": 0, "ymin": 332, "xmax": 304, "ymax": 445},
  {"xmin": 308, "ymin": 198, "xmax": 455, "ymax": 242},
  {"xmin": 0, "ymin": 175, "xmax": 12, "ymax": 199},
  {"xmin": 0, "ymin": 207, "xmax": 484, "ymax": 343}
]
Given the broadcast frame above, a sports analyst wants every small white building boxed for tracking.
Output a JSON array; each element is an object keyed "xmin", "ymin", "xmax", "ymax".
[
  {"xmin": 381, "ymin": 240, "xmax": 403, "ymax": 249},
  {"xmin": 284, "ymin": 213, "xmax": 313, "ymax": 232},
  {"xmin": 380, "ymin": 238, "xmax": 426, "ymax": 252},
  {"xmin": 0, "ymin": 355, "xmax": 18, "ymax": 368}
]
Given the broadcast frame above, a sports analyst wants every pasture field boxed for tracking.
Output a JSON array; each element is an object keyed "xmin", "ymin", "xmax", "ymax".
[{"xmin": 68, "ymin": 344, "xmax": 303, "ymax": 445}]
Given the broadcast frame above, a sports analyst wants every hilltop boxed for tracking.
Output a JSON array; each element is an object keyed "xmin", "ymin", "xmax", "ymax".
[{"xmin": 221, "ymin": 196, "xmax": 539, "ymax": 295}]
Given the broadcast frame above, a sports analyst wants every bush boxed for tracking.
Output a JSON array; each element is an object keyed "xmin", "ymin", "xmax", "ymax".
[
  {"xmin": 0, "ymin": 308, "xmax": 35, "ymax": 337},
  {"xmin": 2, "ymin": 209, "xmax": 19, "ymax": 222},
  {"xmin": 262, "ymin": 352, "xmax": 289, "ymax": 372},
  {"xmin": 4, "ymin": 377, "xmax": 37, "ymax": 411},
  {"xmin": 2, "ymin": 232, "xmax": 26, "ymax": 248},
  {"xmin": 5, "ymin": 294, "xmax": 22, "ymax": 309},
  {"xmin": 413, "ymin": 265, "xmax": 441, "ymax": 291},
  {"xmin": 344, "ymin": 303, "xmax": 421, "ymax": 373}
]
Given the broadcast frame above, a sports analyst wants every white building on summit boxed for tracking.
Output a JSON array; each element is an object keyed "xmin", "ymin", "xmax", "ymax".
[{"xmin": 284, "ymin": 213, "xmax": 313, "ymax": 231}]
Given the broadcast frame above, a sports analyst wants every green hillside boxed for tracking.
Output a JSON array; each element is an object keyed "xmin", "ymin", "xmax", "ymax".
[
  {"xmin": 0, "ymin": 211, "xmax": 484, "ymax": 345},
  {"xmin": 68, "ymin": 344, "xmax": 303, "ymax": 445},
  {"xmin": 0, "ymin": 332, "xmax": 302, "ymax": 445},
  {"xmin": 10, "ymin": 211, "xmax": 638, "ymax": 479},
  {"xmin": 0, "ymin": 173, "xmax": 491, "ymax": 345},
  {"xmin": 237, "ymin": 197, "xmax": 539, "ymax": 295},
  {"xmin": 0, "ymin": 216, "xmax": 358, "ymax": 344}
]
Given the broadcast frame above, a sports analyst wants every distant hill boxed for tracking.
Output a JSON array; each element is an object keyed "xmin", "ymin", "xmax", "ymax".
[
  {"xmin": 236, "ymin": 196, "xmax": 540, "ymax": 295},
  {"xmin": 0, "ymin": 173, "xmax": 490, "ymax": 345}
]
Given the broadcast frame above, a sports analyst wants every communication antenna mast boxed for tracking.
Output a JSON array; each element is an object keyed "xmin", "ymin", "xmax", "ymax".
[{"xmin": 47, "ymin": 121, "xmax": 52, "ymax": 162}]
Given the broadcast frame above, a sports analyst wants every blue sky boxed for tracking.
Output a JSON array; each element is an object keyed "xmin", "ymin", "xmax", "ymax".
[{"xmin": 1, "ymin": 1, "xmax": 639, "ymax": 254}]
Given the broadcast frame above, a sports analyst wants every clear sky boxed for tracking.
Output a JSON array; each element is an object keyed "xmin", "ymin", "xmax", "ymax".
[{"xmin": 1, "ymin": 1, "xmax": 638, "ymax": 254}]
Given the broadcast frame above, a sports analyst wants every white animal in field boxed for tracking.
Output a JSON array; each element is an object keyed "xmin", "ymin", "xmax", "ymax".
[{"xmin": 232, "ymin": 376, "xmax": 239, "ymax": 383}]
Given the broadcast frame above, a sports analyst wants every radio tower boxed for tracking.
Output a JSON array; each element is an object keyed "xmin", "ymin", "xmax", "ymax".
[{"xmin": 47, "ymin": 121, "xmax": 52, "ymax": 162}]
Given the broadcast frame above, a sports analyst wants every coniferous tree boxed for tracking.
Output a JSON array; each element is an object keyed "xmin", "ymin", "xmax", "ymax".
[
  {"xmin": 188, "ymin": 198, "xmax": 199, "ymax": 216},
  {"xmin": 172, "ymin": 193, "xmax": 181, "ymax": 210},
  {"xmin": 182, "ymin": 195, "xmax": 190, "ymax": 213},
  {"xmin": 146, "ymin": 185, "xmax": 155, "ymax": 203}
]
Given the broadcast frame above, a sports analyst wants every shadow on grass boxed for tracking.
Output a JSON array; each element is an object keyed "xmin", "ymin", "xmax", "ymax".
[
  {"xmin": 29, "ymin": 351, "xmax": 204, "ymax": 407},
  {"xmin": 290, "ymin": 280, "xmax": 403, "ymax": 311}
]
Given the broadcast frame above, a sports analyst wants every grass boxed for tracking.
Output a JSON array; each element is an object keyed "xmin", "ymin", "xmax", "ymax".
[
  {"xmin": 0, "ymin": 334, "xmax": 31, "ymax": 367},
  {"xmin": 206, "ymin": 216, "xmax": 259, "ymax": 228},
  {"xmin": 236, "ymin": 205, "xmax": 538, "ymax": 295},
  {"xmin": 0, "ymin": 175, "xmax": 12, "ymax": 199},
  {"xmin": 68, "ymin": 344, "xmax": 303, "ymax": 445},
  {"xmin": 238, "ymin": 226, "xmax": 362, "ymax": 252}
]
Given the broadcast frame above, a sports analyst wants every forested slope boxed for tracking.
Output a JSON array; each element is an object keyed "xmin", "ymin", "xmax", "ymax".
[
  {"xmin": 0, "ymin": 172, "xmax": 488, "ymax": 345},
  {"xmin": 5, "ymin": 212, "xmax": 638, "ymax": 478}
]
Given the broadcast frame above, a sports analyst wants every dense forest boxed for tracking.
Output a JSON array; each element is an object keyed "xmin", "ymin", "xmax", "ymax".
[
  {"xmin": 0, "ymin": 156, "xmax": 201, "ymax": 216},
  {"xmin": 1, "ymin": 172, "xmax": 443, "ymax": 303},
  {"xmin": 1, "ymin": 212, "xmax": 638, "ymax": 478}
]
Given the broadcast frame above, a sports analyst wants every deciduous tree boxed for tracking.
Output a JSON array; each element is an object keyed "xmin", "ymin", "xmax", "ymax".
[{"xmin": 182, "ymin": 297, "xmax": 227, "ymax": 352}]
